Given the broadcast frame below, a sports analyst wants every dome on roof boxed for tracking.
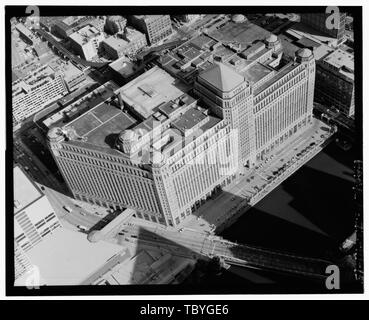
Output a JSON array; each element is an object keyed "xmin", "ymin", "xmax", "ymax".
[
  {"xmin": 87, "ymin": 230, "xmax": 103, "ymax": 243},
  {"xmin": 297, "ymin": 48, "xmax": 313, "ymax": 58},
  {"xmin": 151, "ymin": 151, "xmax": 166, "ymax": 166},
  {"xmin": 232, "ymin": 14, "xmax": 247, "ymax": 23},
  {"xmin": 266, "ymin": 34, "xmax": 278, "ymax": 43},
  {"xmin": 47, "ymin": 127, "xmax": 63, "ymax": 141}
]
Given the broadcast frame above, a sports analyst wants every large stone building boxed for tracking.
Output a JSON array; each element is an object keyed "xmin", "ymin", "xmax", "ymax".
[
  {"xmin": 194, "ymin": 35, "xmax": 316, "ymax": 165},
  {"xmin": 102, "ymin": 27, "xmax": 147, "ymax": 60},
  {"xmin": 47, "ymin": 33, "xmax": 315, "ymax": 228}
]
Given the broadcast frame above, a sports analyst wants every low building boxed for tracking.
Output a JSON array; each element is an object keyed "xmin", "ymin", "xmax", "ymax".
[
  {"xmin": 102, "ymin": 27, "xmax": 147, "ymax": 59},
  {"xmin": 14, "ymin": 166, "xmax": 62, "ymax": 254},
  {"xmin": 69, "ymin": 25, "xmax": 105, "ymax": 60},
  {"xmin": 129, "ymin": 15, "xmax": 173, "ymax": 45},
  {"xmin": 315, "ymin": 48, "xmax": 355, "ymax": 117},
  {"xmin": 12, "ymin": 64, "xmax": 68, "ymax": 125}
]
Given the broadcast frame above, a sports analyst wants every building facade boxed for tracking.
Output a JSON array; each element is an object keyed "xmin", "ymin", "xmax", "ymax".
[
  {"xmin": 129, "ymin": 15, "xmax": 172, "ymax": 45},
  {"xmin": 47, "ymin": 34, "xmax": 316, "ymax": 228},
  {"xmin": 102, "ymin": 28, "xmax": 147, "ymax": 60},
  {"xmin": 105, "ymin": 16, "xmax": 127, "ymax": 34},
  {"xmin": 195, "ymin": 37, "xmax": 316, "ymax": 166},
  {"xmin": 12, "ymin": 65, "xmax": 68, "ymax": 125},
  {"xmin": 315, "ymin": 49, "xmax": 355, "ymax": 118}
]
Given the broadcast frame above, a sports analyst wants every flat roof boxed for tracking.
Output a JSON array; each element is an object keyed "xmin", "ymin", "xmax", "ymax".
[
  {"xmin": 239, "ymin": 62, "xmax": 273, "ymax": 85},
  {"xmin": 322, "ymin": 49, "xmax": 354, "ymax": 80},
  {"xmin": 14, "ymin": 166, "xmax": 42, "ymax": 214},
  {"xmin": 69, "ymin": 25, "xmax": 101, "ymax": 44},
  {"xmin": 254, "ymin": 62, "xmax": 299, "ymax": 95},
  {"xmin": 15, "ymin": 228, "xmax": 124, "ymax": 286},
  {"xmin": 208, "ymin": 21, "xmax": 271, "ymax": 51},
  {"xmin": 119, "ymin": 66, "xmax": 189, "ymax": 119}
]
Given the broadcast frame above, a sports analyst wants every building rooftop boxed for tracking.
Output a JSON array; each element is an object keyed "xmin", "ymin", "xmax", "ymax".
[
  {"xmin": 65, "ymin": 101, "xmax": 137, "ymax": 148},
  {"xmin": 69, "ymin": 25, "xmax": 102, "ymax": 45},
  {"xmin": 198, "ymin": 62, "xmax": 245, "ymax": 92},
  {"xmin": 14, "ymin": 228, "xmax": 125, "ymax": 286},
  {"xmin": 322, "ymin": 49, "xmax": 354, "ymax": 80},
  {"xmin": 254, "ymin": 61, "xmax": 300, "ymax": 95},
  {"xmin": 118, "ymin": 66, "xmax": 189, "ymax": 119},
  {"xmin": 13, "ymin": 166, "xmax": 42, "ymax": 214}
]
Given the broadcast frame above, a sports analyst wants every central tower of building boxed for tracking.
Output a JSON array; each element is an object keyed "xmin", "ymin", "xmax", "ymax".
[{"xmin": 194, "ymin": 62, "xmax": 256, "ymax": 167}]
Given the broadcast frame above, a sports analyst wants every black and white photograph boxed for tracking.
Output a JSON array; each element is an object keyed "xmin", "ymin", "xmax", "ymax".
[{"xmin": 3, "ymin": 3, "xmax": 365, "ymax": 300}]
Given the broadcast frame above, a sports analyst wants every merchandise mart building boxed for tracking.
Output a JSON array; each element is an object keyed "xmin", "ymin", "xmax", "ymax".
[{"xmin": 47, "ymin": 37, "xmax": 316, "ymax": 228}]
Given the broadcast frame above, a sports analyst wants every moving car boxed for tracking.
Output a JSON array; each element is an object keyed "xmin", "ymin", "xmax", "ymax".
[{"xmin": 63, "ymin": 206, "xmax": 73, "ymax": 213}]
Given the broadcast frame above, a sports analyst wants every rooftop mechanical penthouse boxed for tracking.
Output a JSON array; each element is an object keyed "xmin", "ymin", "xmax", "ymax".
[{"xmin": 47, "ymin": 33, "xmax": 316, "ymax": 228}]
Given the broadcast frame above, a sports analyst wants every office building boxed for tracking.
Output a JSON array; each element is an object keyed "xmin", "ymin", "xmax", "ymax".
[
  {"xmin": 129, "ymin": 15, "xmax": 172, "ymax": 45},
  {"xmin": 15, "ymin": 23, "xmax": 38, "ymax": 45},
  {"xmin": 300, "ymin": 13, "xmax": 346, "ymax": 46},
  {"xmin": 69, "ymin": 25, "xmax": 105, "ymax": 60},
  {"xmin": 105, "ymin": 16, "xmax": 127, "ymax": 34},
  {"xmin": 12, "ymin": 64, "xmax": 67, "ymax": 125},
  {"xmin": 14, "ymin": 166, "xmax": 62, "ymax": 253},
  {"xmin": 47, "ymin": 66, "xmax": 238, "ymax": 227},
  {"xmin": 47, "ymin": 25, "xmax": 316, "ymax": 228},
  {"xmin": 102, "ymin": 28, "xmax": 147, "ymax": 60},
  {"xmin": 315, "ymin": 49, "xmax": 354, "ymax": 117}
]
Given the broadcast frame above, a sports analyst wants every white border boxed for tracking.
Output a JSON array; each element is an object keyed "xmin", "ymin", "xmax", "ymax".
[{"xmin": 1, "ymin": 0, "xmax": 368, "ymax": 300}]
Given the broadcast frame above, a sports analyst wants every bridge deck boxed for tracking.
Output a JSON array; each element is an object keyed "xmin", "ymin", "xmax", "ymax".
[{"xmin": 212, "ymin": 239, "xmax": 332, "ymax": 278}]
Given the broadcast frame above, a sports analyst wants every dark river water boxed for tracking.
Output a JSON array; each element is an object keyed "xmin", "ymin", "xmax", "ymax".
[{"xmin": 188, "ymin": 141, "xmax": 360, "ymax": 293}]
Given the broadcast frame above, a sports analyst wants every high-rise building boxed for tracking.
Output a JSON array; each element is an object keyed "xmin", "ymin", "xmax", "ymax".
[
  {"xmin": 69, "ymin": 25, "xmax": 105, "ymax": 60},
  {"xmin": 315, "ymin": 48, "xmax": 354, "ymax": 118},
  {"xmin": 12, "ymin": 64, "xmax": 68, "ymax": 126},
  {"xmin": 47, "ymin": 66, "xmax": 238, "ymax": 227},
  {"xmin": 300, "ymin": 12, "xmax": 346, "ymax": 46},
  {"xmin": 14, "ymin": 166, "xmax": 62, "ymax": 253},
  {"xmin": 129, "ymin": 15, "xmax": 172, "ymax": 45}
]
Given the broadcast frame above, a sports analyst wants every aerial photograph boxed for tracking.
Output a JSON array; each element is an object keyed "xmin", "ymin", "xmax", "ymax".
[{"xmin": 7, "ymin": 7, "xmax": 363, "ymax": 295}]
